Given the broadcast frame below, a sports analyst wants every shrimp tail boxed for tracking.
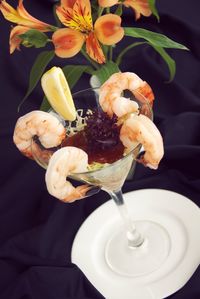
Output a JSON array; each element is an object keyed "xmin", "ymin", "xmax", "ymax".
[
  {"xmin": 134, "ymin": 82, "xmax": 155, "ymax": 106},
  {"xmin": 64, "ymin": 184, "xmax": 92, "ymax": 203},
  {"xmin": 136, "ymin": 154, "xmax": 158, "ymax": 170}
]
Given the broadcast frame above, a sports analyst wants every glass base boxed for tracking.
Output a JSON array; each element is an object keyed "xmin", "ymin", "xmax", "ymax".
[{"xmin": 105, "ymin": 221, "xmax": 170, "ymax": 277}]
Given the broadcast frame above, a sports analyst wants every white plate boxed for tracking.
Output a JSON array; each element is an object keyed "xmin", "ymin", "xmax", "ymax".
[{"xmin": 71, "ymin": 189, "xmax": 200, "ymax": 299}]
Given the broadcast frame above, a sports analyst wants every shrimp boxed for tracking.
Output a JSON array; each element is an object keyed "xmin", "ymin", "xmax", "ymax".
[
  {"xmin": 99, "ymin": 72, "xmax": 154, "ymax": 118},
  {"xmin": 120, "ymin": 114, "xmax": 164, "ymax": 169},
  {"xmin": 13, "ymin": 111, "xmax": 66, "ymax": 159},
  {"xmin": 45, "ymin": 146, "xmax": 92, "ymax": 202}
]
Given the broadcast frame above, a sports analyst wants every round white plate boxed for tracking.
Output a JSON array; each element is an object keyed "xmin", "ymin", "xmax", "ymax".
[{"xmin": 71, "ymin": 189, "xmax": 200, "ymax": 299}]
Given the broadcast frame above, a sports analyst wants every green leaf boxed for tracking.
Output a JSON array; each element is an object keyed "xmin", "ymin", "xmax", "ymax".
[
  {"xmin": 124, "ymin": 27, "xmax": 189, "ymax": 50},
  {"xmin": 115, "ymin": 4, "xmax": 123, "ymax": 16},
  {"xmin": 148, "ymin": 0, "xmax": 160, "ymax": 21},
  {"xmin": 149, "ymin": 44, "xmax": 176, "ymax": 81},
  {"xmin": 19, "ymin": 29, "xmax": 49, "ymax": 48},
  {"xmin": 18, "ymin": 50, "xmax": 55, "ymax": 111},
  {"xmin": 93, "ymin": 61, "xmax": 120, "ymax": 84},
  {"xmin": 40, "ymin": 65, "xmax": 92, "ymax": 111}
]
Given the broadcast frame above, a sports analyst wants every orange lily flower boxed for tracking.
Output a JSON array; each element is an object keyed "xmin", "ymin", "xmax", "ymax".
[
  {"xmin": 98, "ymin": 0, "xmax": 152, "ymax": 20},
  {"xmin": 0, "ymin": 0, "xmax": 53, "ymax": 53},
  {"xmin": 0, "ymin": 0, "xmax": 51, "ymax": 30},
  {"xmin": 123, "ymin": 0, "xmax": 152, "ymax": 20},
  {"xmin": 98, "ymin": 0, "xmax": 118, "ymax": 8},
  {"xmin": 55, "ymin": 0, "xmax": 124, "ymax": 64}
]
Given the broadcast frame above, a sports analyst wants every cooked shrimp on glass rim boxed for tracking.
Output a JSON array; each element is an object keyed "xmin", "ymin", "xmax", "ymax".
[
  {"xmin": 120, "ymin": 114, "xmax": 164, "ymax": 170},
  {"xmin": 45, "ymin": 146, "xmax": 93, "ymax": 202},
  {"xmin": 13, "ymin": 70, "xmax": 164, "ymax": 203},
  {"xmin": 99, "ymin": 72, "xmax": 154, "ymax": 118},
  {"xmin": 13, "ymin": 110, "xmax": 66, "ymax": 159}
]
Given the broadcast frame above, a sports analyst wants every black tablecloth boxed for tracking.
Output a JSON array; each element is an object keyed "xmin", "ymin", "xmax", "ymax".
[{"xmin": 1, "ymin": 1, "xmax": 200, "ymax": 298}]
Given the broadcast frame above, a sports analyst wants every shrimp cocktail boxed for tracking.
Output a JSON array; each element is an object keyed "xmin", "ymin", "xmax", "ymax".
[{"xmin": 13, "ymin": 67, "xmax": 165, "ymax": 277}]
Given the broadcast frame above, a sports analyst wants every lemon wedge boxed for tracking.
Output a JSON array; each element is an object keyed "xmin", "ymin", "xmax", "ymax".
[{"xmin": 41, "ymin": 66, "xmax": 76, "ymax": 121}]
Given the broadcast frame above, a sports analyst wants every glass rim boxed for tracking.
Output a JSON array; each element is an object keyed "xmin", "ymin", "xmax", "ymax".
[
  {"xmin": 72, "ymin": 87, "xmax": 100, "ymax": 96},
  {"xmin": 69, "ymin": 87, "xmax": 153, "ymax": 177}
]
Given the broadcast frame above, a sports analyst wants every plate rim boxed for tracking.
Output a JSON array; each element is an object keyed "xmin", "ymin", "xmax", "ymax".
[{"xmin": 71, "ymin": 188, "xmax": 200, "ymax": 299}]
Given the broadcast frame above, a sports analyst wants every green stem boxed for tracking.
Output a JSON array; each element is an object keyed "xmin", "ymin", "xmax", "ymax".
[
  {"xmin": 115, "ymin": 42, "xmax": 146, "ymax": 66},
  {"xmin": 106, "ymin": 7, "xmax": 110, "ymax": 13},
  {"xmin": 49, "ymin": 25, "xmax": 59, "ymax": 32},
  {"xmin": 101, "ymin": 44, "xmax": 108, "ymax": 61},
  {"xmin": 81, "ymin": 48, "xmax": 99, "ymax": 70},
  {"xmin": 98, "ymin": 7, "xmax": 104, "ymax": 17},
  {"xmin": 109, "ymin": 46, "xmax": 113, "ymax": 61},
  {"xmin": 115, "ymin": 3, "xmax": 123, "ymax": 16}
]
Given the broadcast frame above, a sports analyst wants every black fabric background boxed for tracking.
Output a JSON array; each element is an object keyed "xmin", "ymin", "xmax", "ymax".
[{"xmin": 0, "ymin": 1, "xmax": 200, "ymax": 298}]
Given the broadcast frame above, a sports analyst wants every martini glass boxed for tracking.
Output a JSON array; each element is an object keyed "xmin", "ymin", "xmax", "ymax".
[{"xmin": 32, "ymin": 88, "xmax": 170, "ymax": 278}]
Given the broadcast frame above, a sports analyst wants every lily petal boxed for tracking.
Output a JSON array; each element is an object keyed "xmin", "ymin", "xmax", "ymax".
[
  {"xmin": 94, "ymin": 14, "xmax": 124, "ymax": 46},
  {"xmin": 9, "ymin": 25, "xmax": 30, "ymax": 54},
  {"xmin": 56, "ymin": 0, "xmax": 92, "ymax": 32},
  {"xmin": 56, "ymin": 5, "xmax": 73, "ymax": 27},
  {"xmin": 60, "ymin": 0, "xmax": 76, "ymax": 9},
  {"xmin": 123, "ymin": 0, "xmax": 152, "ymax": 20},
  {"xmin": 17, "ymin": 0, "xmax": 51, "ymax": 30},
  {"xmin": 98, "ymin": 0, "xmax": 118, "ymax": 8},
  {"xmin": 52, "ymin": 28, "xmax": 85, "ymax": 58},
  {"xmin": 86, "ymin": 32, "xmax": 105, "ymax": 64},
  {"xmin": 0, "ymin": 0, "xmax": 22, "ymax": 23}
]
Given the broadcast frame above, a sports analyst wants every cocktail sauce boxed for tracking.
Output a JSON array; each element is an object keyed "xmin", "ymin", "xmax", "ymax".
[{"xmin": 62, "ymin": 130, "xmax": 125, "ymax": 164}]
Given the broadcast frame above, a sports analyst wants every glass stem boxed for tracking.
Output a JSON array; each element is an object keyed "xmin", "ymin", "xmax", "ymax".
[{"xmin": 109, "ymin": 189, "xmax": 144, "ymax": 248}]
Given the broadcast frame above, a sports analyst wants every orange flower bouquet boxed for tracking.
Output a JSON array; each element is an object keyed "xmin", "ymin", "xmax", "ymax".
[{"xmin": 0, "ymin": 0, "xmax": 188, "ymax": 110}]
